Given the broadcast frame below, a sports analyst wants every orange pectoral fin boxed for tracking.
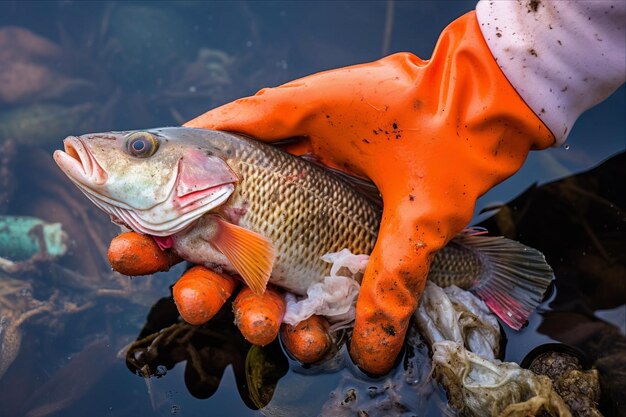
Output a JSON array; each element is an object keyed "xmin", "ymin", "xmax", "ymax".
[{"xmin": 210, "ymin": 216, "xmax": 276, "ymax": 295}]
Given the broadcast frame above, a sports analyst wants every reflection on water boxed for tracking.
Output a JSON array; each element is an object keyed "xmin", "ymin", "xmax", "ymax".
[{"xmin": 0, "ymin": 2, "xmax": 623, "ymax": 416}]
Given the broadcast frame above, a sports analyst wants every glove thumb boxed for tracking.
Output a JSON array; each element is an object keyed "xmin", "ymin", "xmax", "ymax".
[{"xmin": 184, "ymin": 82, "xmax": 314, "ymax": 140}]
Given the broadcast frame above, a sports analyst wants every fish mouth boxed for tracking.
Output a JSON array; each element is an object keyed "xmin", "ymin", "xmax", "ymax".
[{"xmin": 53, "ymin": 137, "xmax": 108, "ymax": 186}]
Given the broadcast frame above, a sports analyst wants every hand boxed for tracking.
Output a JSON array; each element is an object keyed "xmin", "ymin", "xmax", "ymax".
[
  {"xmin": 184, "ymin": 11, "xmax": 554, "ymax": 375},
  {"xmin": 108, "ymin": 232, "xmax": 283, "ymax": 346},
  {"xmin": 109, "ymin": 232, "xmax": 335, "ymax": 364}
]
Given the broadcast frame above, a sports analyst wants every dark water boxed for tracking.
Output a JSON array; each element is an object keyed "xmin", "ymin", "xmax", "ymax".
[{"xmin": 0, "ymin": 2, "xmax": 624, "ymax": 417}]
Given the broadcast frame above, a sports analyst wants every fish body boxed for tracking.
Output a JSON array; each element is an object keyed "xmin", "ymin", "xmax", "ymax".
[
  {"xmin": 54, "ymin": 127, "xmax": 553, "ymax": 328},
  {"xmin": 169, "ymin": 130, "xmax": 378, "ymax": 294}
]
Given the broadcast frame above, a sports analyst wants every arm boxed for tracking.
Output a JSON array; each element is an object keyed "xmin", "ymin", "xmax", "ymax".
[
  {"xmin": 113, "ymin": 1, "xmax": 624, "ymax": 375},
  {"xmin": 477, "ymin": 0, "xmax": 625, "ymax": 142},
  {"xmin": 185, "ymin": 12, "xmax": 556, "ymax": 374}
]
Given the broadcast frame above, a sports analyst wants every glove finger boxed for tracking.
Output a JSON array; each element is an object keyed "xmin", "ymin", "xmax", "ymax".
[
  {"xmin": 173, "ymin": 266, "xmax": 239, "ymax": 325},
  {"xmin": 108, "ymin": 231, "xmax": 181, "ymax": 276},
  {"xmin": 233, "ymin": 286, "xmax": 285, "ymax": 346},
  {"xmin": 280, "ymin": 315, "xmax": 333, "ymax": 364},
  {"xmin": 349, "ymin": 199, "xmax": 437, "ymax": 375},
  {"xmin": 350, "ymin": 264, "xmax": 424, "ymax": 375}
]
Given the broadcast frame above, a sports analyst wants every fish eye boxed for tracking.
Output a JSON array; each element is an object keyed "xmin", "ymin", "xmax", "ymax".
[{"xmin": 126, "ymin": 132, "xmax": 159, "ymax": 158}]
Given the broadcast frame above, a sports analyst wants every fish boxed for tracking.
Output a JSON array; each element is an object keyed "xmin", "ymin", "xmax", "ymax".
[{"xmin": 53, "ymin": 127, "xmax": 553, "ymax": 329}]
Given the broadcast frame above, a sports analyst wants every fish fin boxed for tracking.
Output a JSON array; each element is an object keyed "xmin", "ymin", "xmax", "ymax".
[
  {"xmin": 462, "ymin": 226, "xmax": 489, "ymax": 236},
  {"xmin": 453, "ymin": 232, "xmax": 554, "ymax": 330},
  {"xmin": 210, "ymin": 217, "xmax": 275, "ymax": 295}
]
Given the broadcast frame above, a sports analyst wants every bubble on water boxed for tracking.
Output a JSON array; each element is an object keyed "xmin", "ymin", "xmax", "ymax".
[
  {"xmin": 563, "ymin": 144, "xmax": 571, "ymax": 150},
  {"xmin": 171, "ymin": 404, "xmax": 181, "ymax": 415}
]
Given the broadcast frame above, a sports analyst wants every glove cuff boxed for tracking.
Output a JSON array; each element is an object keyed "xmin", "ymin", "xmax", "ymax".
[
  {"xmin": 476, "ymin": 0, "xmax": 626, "ymax": 144},
  {"xmin": 413, "ymin": 10, "xmax": 556, "ymax": 158}
]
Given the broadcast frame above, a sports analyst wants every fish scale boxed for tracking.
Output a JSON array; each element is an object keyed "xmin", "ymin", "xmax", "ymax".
[{"xmin": 224, "ymin": 141, "xmax": 379, "ymax": 293}]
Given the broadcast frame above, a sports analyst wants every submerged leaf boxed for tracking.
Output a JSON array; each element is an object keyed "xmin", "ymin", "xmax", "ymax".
[{"xmin": 245, "ymin": 344, "xmax": 288, "ymax": 409}]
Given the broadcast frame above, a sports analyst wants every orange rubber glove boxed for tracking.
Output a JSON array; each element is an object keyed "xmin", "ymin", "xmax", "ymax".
[
  {"xmin": 183, "ymin": 11, "xmax": 555, "ymax": 375},
  {"xmin": 108, "ymin": 232, "xmax": 289, "ymax": 347}
]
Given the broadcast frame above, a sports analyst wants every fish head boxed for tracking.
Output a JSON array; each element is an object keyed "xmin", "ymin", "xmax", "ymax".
[{"xmin": 53, "ymin": 128, "xmax": 238, "ymax": 236}]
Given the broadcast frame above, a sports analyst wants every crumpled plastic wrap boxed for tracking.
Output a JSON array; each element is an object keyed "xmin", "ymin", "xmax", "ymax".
[
  {"xmin": 282, "ymin": 250, "xmax": 574, "ymax": 417},
  {"xmin": 432, "ymin": 341, "xmax": 572, "ymax": 417},
  {"xmin": 433, "ymin": 341, "xmax": 571, "ymax": 417},
  {"xmin": 282, "ymin": 249, "xmax": 366, "ymax": 328},
  {"xmin": 414, "ymin": 282, "xmax": 573, "ymax": 417},
  {"xmin": 415, "ymin": 281, "xmax": 501, "ymax": 359}
]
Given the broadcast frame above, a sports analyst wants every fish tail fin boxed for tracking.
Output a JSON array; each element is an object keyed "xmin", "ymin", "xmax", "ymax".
[{"xmin": 455, "ymin": 229, "xmax": 554, "ymax": 330}]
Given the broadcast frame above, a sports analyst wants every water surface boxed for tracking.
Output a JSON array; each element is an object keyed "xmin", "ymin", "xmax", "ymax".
[{"xmin": 0, "ymin": 2, "xmax": 623, "ymax": 417}]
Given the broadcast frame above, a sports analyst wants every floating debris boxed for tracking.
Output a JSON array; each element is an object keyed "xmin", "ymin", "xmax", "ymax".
[
  {"xmin": 245, "ymin": 344, "xmax": 289, "ymax": 409},
  {"xmin": 433, "ymin": 341, "xmax": 572, "ymax": 417},
  {"xmin": 527, "ymin": 346, "xmax": 603, "ymax": 417},
  {"xmin": 0, "ymin": 215, "xmax": 67, "ymax": 264},
  {"xmin": 316, "ymin": 327, "xmax": 445, "ymax": 417},
  {"xmin": 0, "ymin": 2, "xmax": 622, "ymax": 415},
  {"xmin": 414, "ymin": 283, "xmax": 575, "ymax": 416},
  {"xmin": 415, "ymin": 281, "xmax": 501, "ymax": 360}
]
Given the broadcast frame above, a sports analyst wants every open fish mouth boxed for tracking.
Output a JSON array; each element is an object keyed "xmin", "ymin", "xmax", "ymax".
[
  {"xmin": 53, "ymin": 136, "xmax": 134, "ymax": 229},
  {"xmin": 53, "ymin": 136, "xmax": 108, "ymax": 186}
]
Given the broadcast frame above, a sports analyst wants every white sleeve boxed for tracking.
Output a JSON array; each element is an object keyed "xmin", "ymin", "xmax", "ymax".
[{"xmin": 476, "ymin": 0, "xmax": 626, "ymax": 144}]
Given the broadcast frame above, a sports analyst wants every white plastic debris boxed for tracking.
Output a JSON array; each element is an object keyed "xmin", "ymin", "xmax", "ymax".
[
  {"xmin": 282, "ymin": 249, "xmax": 368, "ymax": 327},
  {"xmin": 415, "ymin": 281, "xmax": 501, "ymax": 359},
  {"xmin": 432, "ymin": 341, "xmax": 572, "ymax": 417}
]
